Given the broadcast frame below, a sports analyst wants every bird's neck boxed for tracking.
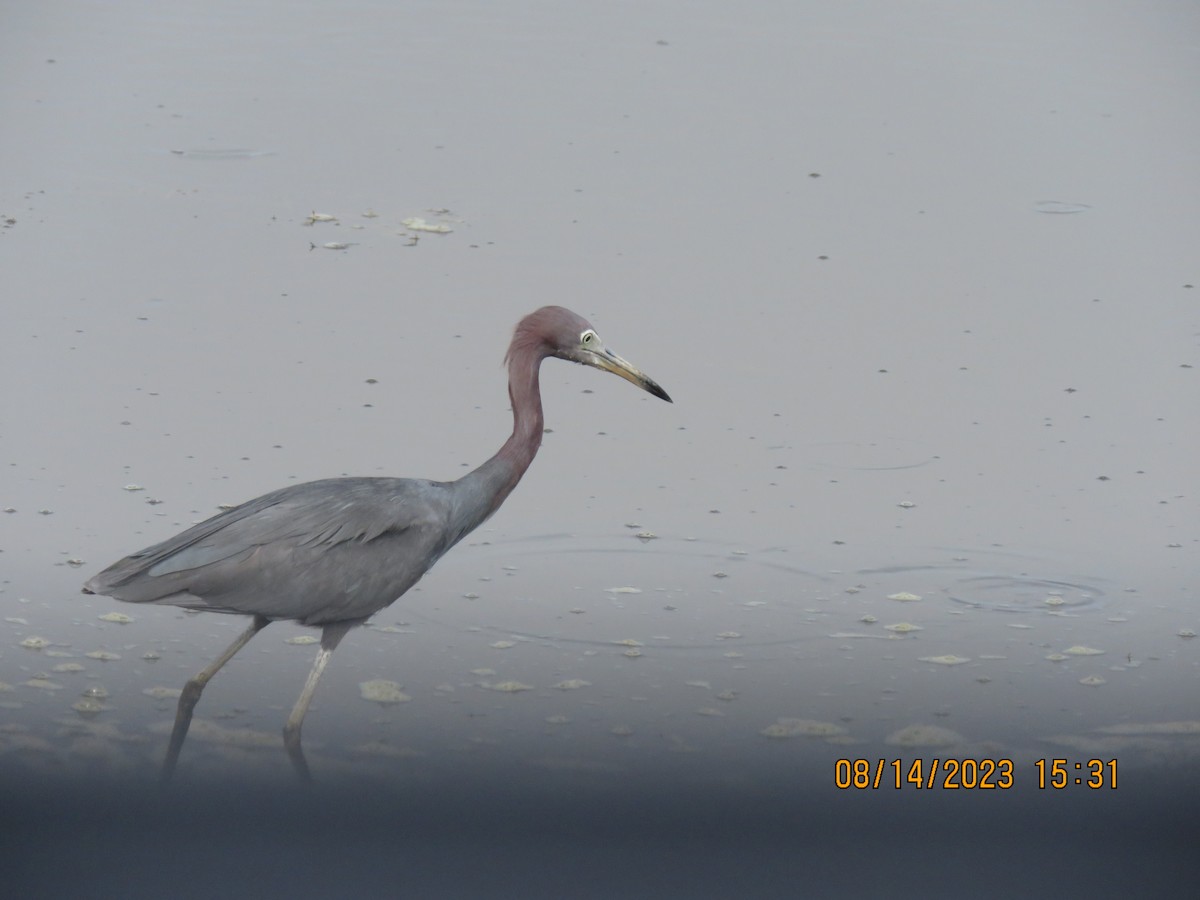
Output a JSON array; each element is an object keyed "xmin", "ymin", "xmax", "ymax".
[
  {"xmin": 449, "ymin": 350, "xmax": 544, "ymax": 540},
  {"xmin": 494, "ymin": 348, "xmax": 546, "ymax": 485}
]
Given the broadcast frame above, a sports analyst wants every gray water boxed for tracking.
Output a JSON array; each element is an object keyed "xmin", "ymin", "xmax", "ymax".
[{"xmin": 2, "ymin": 1, "xmax": 1197, "ymax": 895}]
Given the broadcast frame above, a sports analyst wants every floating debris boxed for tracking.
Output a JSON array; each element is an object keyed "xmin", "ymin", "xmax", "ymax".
[
  {"xmin": 98, "ymin": 612, "xmax": 133, "ymax": 624},
  {"xmin": 142, "ymin": 651, "xmax": 161, "ymax": 661},
  {"xmin": 489, "ymin": 640, "xmax": 516, "ymax": 649},
  {"xmin": 285, "ymin": 635, "xmax": 319, "ymax": 645},
  {"xmin": 485, "ymin": 680, "xmax": 534, "ymax": 693},
  {"xmin": 606, "ymin": 586, "xmax": 642, "ymax": 594},
  {"xmin": 716, "ymin": 631, "xmax": 742, "ymax": 640},
  {"xmin": 1034, "ymin": 200, "xmax": 1091, "ymax": 214},
  {"xmin": 1045, "ymin": 653, "xmax": 1068, "ymax": 662},
  {"xmin": 1079, "ymin": 675, "xmax": 1107, "ymax": 686},
  {"xmin": 885, "ymin": 724, "xmax": 964, "ymax": 747},
  {"xmin": 716, "ymin": 690, "xmax": 738, "ymax": 702},
  {"xmin": 303, "ymin": 212, "xmax": 338, "ymax": 225},
  {"xmin": 24, "ymin": 678, "xmax": 63, "ymax": 691},
  {"xmin": 622, "ymin": 648, "xmax": 643, "ymax": 658},
  {"xmin": 168, "ymin": 148, "xmax": 275, "ymax": 160},
  {"xmin": 897, "ymin": 501, "xmax": 916, "ymax": 509},
  {"xmin": 85, "ymin": 651, "xmax": 121, "ymax": 661},
  {"xmin": 1178, "ymin": 629, "xmax": 1197, "ymax": 639},
  {"xmin": 66, "ymin": 558, "xmax": 86, "ymax": 568},
  {"xmin": 359, "ymin": 679, "xmax": 412, "ymax": 704},
  {"xmin": 51, "ymin": 663, "xmax": 85, "ymax": 673},
  {"xmin": 885, "ymin": 622, "xmax": 923, "ymax": 634},
  {"xmin": 761, "ymin": 718, "xmax": 847, "ymax": 739},
  {"xmin": 80, "ymin": 685, "xmax": 109, "ymax": 699},
  {"xmin": 1044, "ymin": 595, "xmax": 1067, "ymax": 607},
  {"xmin": 919, "ymin": 654, "xmax": 971, "ymax": 666},
  {"xmin": 613, "ymin": 639, "xmax": 644, "ymax": 647},
  {"xmin": 72, "ymin": 698, "xmax": 105, "ymax": 717},
  {"xmin": 553, "ymin": 679, "xmax": 591, "ymax": 690},
  {"xmin": 611, "ymin": 724, "xmax": 634, "ymax": 737},
  {"xmin": 633, "ymin": 531, "xmax": 658, "ymax": 542},
  {"xmin": 143, "ymin": 686, "xmax": 182, "ymax": 700},
  {"xmin": 859, "ymin": 615, "xmax": 878, "ymax": 624},
  {"xmin": 370, "ymin": 624, "xmax": 412, "ymax": 634},
  {"xmin": 888, "ymin": 592, "xmax": 922, "ymax": 602},
  {"xmin": 123, "ymin": 484, "xmax": 144, "ymax": 492},
  {"xmin": 401, "ymin": 217, "xmax": 452, "ymax": 234},
  {"xmin": 19, "ymin": 636, "xmax": 50, "ymax": 650},
  {"xmin": 1063, "ymin": 645, "xmax": 1104, "ymax": 656},
  {"xmin": 318, "ymin": 241, "xmax": 353, "ymax": 250},
  {"xmin": 148, "ymin": 718, "xmax": 280, "ymax": 749}
]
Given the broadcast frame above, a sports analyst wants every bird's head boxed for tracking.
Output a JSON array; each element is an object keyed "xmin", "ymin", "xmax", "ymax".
[{"xmin": 510, "ymin": 306, "xmax": 672, "ymax": 402}]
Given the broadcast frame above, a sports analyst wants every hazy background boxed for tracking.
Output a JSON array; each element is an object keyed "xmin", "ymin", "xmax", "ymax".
[{"xmin": 2, "ymin": 1, "xmax": 1197, "ymax": 895}]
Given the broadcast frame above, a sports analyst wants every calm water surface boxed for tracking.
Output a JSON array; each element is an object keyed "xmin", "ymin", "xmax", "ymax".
[{"xmin": 2, "ymin": 1, "xmax": 1197, "ymax": 895}]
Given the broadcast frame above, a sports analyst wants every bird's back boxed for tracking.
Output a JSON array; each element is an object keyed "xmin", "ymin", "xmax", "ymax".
[{"xmin": 85, "ymin": 477, "xmax": 456, "ymax": 625}]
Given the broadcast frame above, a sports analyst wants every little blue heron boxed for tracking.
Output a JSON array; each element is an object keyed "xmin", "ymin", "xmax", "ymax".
[{"xmin": 84, "ymin": 306, "xmax": 671, "ymax": 781}]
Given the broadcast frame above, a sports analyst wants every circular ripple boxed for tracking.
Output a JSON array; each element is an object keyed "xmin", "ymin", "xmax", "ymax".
[
  {"xmin": 947, "ymin": 575, "xmax": 1102, "ymax": 612},
  {"xmin": 431, "ymin": 535, "xmax": 832, "ymax": 654}
]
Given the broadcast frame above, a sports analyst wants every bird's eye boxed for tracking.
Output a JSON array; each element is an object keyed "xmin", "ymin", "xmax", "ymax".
[{"xmin": 580, "ymin": 330, "xmax": 596, "ymax": 346}]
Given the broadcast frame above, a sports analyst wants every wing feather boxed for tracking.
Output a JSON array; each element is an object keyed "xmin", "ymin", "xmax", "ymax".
[{"xmin": 84, "ymin": 477, "xmax": 451, "ymax": 619}]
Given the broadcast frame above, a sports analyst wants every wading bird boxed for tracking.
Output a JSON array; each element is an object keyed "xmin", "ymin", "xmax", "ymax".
[{"xmin": 84, "ymin": 306, "xmax": 671, "ymax": 781}]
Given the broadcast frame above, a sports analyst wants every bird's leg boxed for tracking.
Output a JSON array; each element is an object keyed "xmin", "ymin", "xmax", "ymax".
[
  {"xmin": 283, "ymin": 620, "xmax": 355, "ymax": 783},
  {"xmin": 160, "ymin": 614, "xmax": 270, "ymax": 784}
]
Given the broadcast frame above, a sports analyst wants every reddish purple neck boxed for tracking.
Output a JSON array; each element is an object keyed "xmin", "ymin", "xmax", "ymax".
[{"xmin": 446, "ymin": 346, "xmax": 546, "ymax": 543}]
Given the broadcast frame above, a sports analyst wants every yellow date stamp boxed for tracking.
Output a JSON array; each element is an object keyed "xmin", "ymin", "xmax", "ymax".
[{"xmin": 834, "ymin": 758, "xmax": 1117, "ymax": 790}]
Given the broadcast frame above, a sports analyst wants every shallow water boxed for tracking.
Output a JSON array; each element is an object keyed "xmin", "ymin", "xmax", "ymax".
[{"xmin": 2, "ymin": 0, "xmax": 1198, "ymax": 895}]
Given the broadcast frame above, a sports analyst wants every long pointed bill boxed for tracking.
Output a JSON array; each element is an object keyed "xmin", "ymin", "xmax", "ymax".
[{"xmin": 586, "ymin": 347, "xmax": 672, "ymax": 403}]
